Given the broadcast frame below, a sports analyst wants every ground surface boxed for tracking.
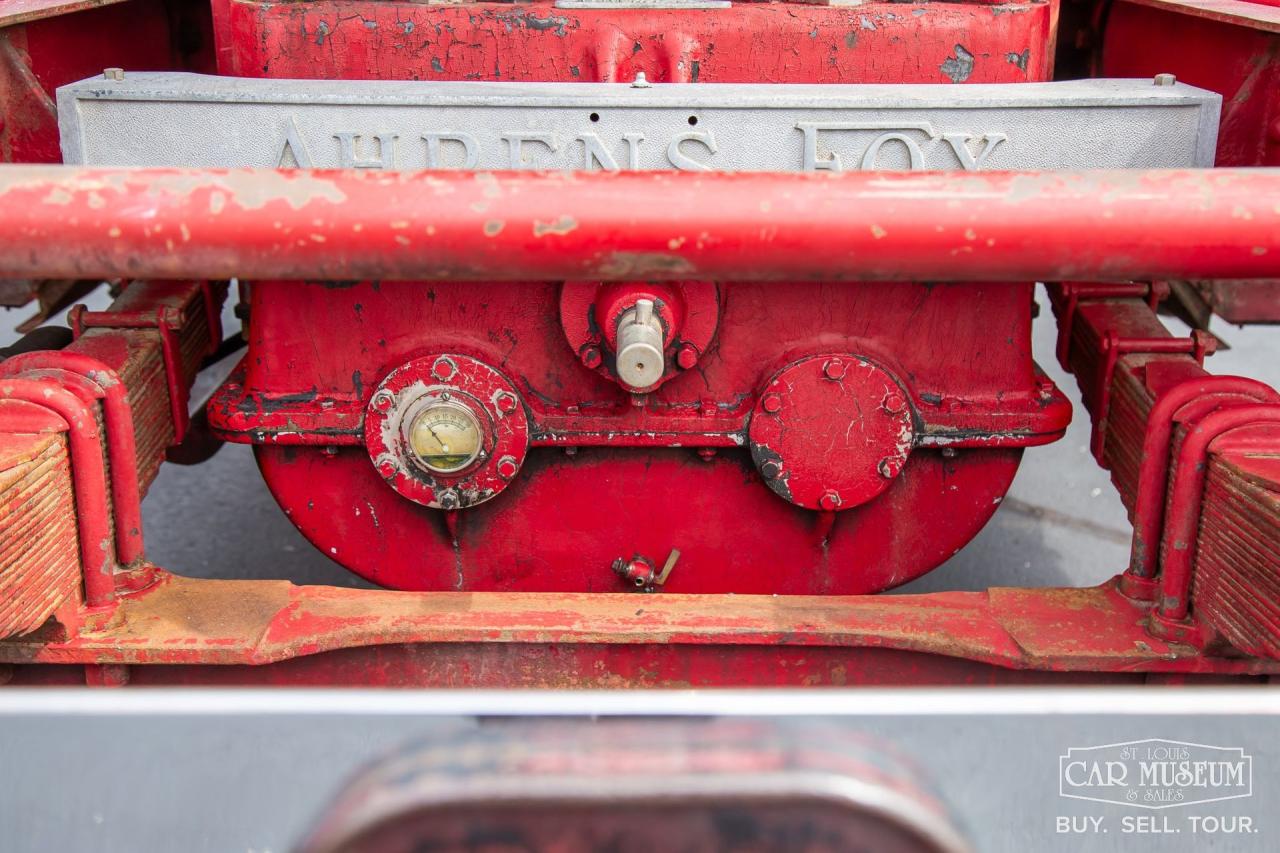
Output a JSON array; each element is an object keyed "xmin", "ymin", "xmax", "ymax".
[{"xmin": 5, "ymin": 284, "xmax": 1277, "ymax": 590}]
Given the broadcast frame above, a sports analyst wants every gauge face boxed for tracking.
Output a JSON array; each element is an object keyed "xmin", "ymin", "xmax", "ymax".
[{"xmin": 406, "ymin": 402, "xmax": 483, "ymax": 474}]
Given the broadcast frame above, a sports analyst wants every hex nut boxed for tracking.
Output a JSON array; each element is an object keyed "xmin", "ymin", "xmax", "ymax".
[
  {"xmin": 881, "ymin": 392, "xmax": 907, "ymax": 415},
  {"xmin": 677, "ymin": 344, "xmax": 699, "ymax": 370},
  {"xmin": 878, "ymin": 457, "xmax": 904, "ymax": 479},
  {"xmin": 823, "ymin": 359, "xmax": 846, "ymax": 381},
  {"xmin": 497, "ymin": 455, "xmax": 519, "ymax": 481},
  {"xmin": 761, "ymin": 392, "xmax": 783, "ymax": 414},
  {"xmin": 496, "ymin": 392, "xmax": 519, "ymax": 414},
  {"xmin": 372, "ymin": 391, "xmax": 394, "ymax": 412},
  {"xmin": 431, "ymin": 357, "xmax": 457, "ymax": 381}
]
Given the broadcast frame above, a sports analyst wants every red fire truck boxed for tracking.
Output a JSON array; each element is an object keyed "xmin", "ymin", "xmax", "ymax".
[{"xmin": 0, "ymin": 0, "xmax": 1277, "ymax": 686}]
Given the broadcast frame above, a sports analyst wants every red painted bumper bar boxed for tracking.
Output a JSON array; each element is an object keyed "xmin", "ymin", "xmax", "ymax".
[{"xmin": 0, "ymin": 166, "xmax": 1277, "ymax": 282}]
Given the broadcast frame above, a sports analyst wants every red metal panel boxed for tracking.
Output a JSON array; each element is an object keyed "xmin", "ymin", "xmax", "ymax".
[
  {"xmin": 217, "ymin": 0, "xmax": 1056, "ymax": 85},
  {"xmin": 1103, "ymin": 0, "xmax": 1280, "ymax": 167},
  {"xmin": 0, "ymin": 0, "xmax": 214, "ymax": 164}
]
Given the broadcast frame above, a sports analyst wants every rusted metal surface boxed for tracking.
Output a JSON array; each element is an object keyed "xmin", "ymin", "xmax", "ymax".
[
  {"xmin": 1151, "ymin": 405, "xmax": 1280, "ymax": 629},
  {"xmin": 1, "ymin": 350, "xmax": 148, "ymax": 567},
  {"xmin": 2, "ymin": 570, "xmax": 1278, "ymax": 679},
  {"xmin": 1120, "ymin": 375, "xmax": 1279, "ymax": 600},
  {"xmin": 1050, "ymin": 286, "xmax": 1280, "ymax": 658},
  {"xmin": 0, "ymin": 372, "xmax": 113, "ymax": 608},
  {"xmin": 1194, "ymin": 443, "xmax": 1280, "ymax": 657},
  {"xmin": 0, "ymin": 167, "xmax": 1277, "ymax": 282},
  {"xmin": 0, "ymin": 410, "xmax": 79, "ymax": 637},
  {"xmin": 1195, "ymin": 281, "xmax": 1280, "ymax": 323}
]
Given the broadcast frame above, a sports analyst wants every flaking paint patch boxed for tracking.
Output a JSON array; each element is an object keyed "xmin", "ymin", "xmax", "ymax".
[
  {"xmin": 533, "ymin": 214, "xmax": 577, "ymax": 237},
  {"xmin": 484, "ymin": 220, "xmax": 504, "ymax": 236},
  {"xmin": 940, "ymin": 44, "xmax": 975, "ymax": 83}
]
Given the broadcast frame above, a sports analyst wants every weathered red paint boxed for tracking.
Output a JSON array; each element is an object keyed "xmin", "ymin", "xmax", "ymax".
[
  {"xmin": 0, "ymin": 373, "xmax": 114, "ymax": 607},
  {"xmin": 1121, "ymin": 375, "xmax": 1280, "ymax": 599},
  {"xmin": 0, "ymin": 351, "xmax": 147, "ymax": 567},
  {"xmin": 1, "ymin": 0, "xmax": 1279, "ymax": 686},
  {"xmin": 215, "ymin": 0, "xmax": 1056, "ymax": 85},
  {"xmin": 1103, "ymin": 0, "xmax": 1280, "ymax": 168},
  {"xmin": 0, "ymin": 167, "xmax": 1278, "ymax": 282},
  {"xmin": 3, "ymin": 570, "xmax": 1279, "ymax": 681},
  {"xmin": 1153, "ymin": 405, "xmax": 1280, "ymax": 625}
]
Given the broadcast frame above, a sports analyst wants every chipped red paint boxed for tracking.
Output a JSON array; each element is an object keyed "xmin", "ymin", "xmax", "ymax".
[
  {"xmin": 2, "ymin": 0, "xmax": 1280, "ymax": 685},
  {"xmin": 0, "ymin": 167, "xmax": 1278, "ymax": 282},
  {"xmin": 3, "ymin": 571, "xmax": 1280, "ymax": 685},
  {"xmin": 215, "ymin": 0, "xmax": 1055, "ymax": 86}
]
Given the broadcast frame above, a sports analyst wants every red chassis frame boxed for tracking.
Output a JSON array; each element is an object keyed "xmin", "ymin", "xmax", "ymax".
[{"xmin": 0, "ymin": 166, "xmax": 1278, "ymax": 686}]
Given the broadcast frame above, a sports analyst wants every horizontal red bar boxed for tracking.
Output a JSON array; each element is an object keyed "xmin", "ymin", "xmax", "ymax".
[
  {"xmin": 3, "ymin": 571, "xmax": 1276, "ymax": 675},
  {"xmin": 1, "ymin": 167, "xmax": 1278, "ymax": 282}
]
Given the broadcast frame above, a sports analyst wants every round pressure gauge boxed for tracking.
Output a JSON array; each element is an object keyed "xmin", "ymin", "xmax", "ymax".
[
  {"xmin": 406, "ymin": 401, "xmax": 483, "ymax": 474},
  {"xmin": 365, "ymin": 354, "xmax": 530, "ymax": 510}
]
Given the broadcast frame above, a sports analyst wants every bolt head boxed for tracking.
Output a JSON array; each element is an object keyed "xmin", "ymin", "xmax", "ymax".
[
  {"xmin": 496, "ymin": 455, "xmax": 519, "ymax": 481},
  {"xmin": 676, "ymin": 344, "xmax": 699, "ymax": 370},
  {"xmin": 877, "ymin": 457, "xmax": 904, "ymax": 479},
  {"xmin": 580, "ymin": 346, "xmax": 603, "ymax": 369},
  {"xmin": 819, "ymin": 491, "xmax": 842, "ymax": 511},
  {"xmin": 372, "ymin": 391, "xmax": 394, "ymax": 412},
  {"xmin": 697, "ymin": 447, "xmax": 717, "ymax": 461},
  {"xmin": 761, "ymin": 459, "xmax": 782, "ymax": 480},
  {"xmin": 1154, "ymin": 72, "xmax": 1176, "ymax": 87},
  {"xmin": 496, "ymin": 392, "xmax": 518, "ymax": 414},
  {"xmin": 881, "ymin": 392, "xmax": 906, "ymax": 415},
  {"xmin": 761, "ymin": 392, "xmax": 783, "ymax": 414},
  {"xmin": 431, "ymin": 357, "xmax": 456, "ymax": 381},
  {"xmin": 823, "ymin": 359, "xmax": 846, "ymax": 381},
  {"xmin": 377, "ymin": 459, "xmax": 398, "ymax": 478},
  {"xmin": 438, "ymin": 490, "xmax": 460, "ymax": 510}
]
